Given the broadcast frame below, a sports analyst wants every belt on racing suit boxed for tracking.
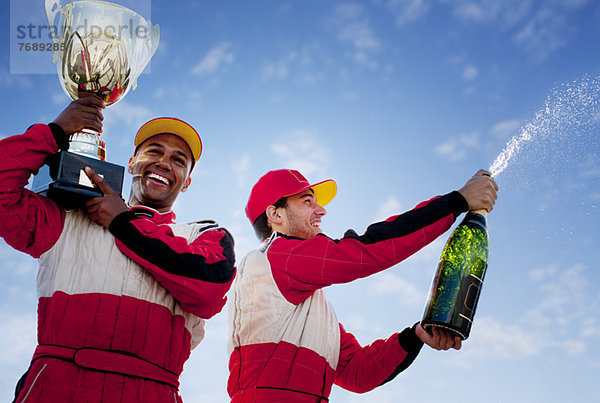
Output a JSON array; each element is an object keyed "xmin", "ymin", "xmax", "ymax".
[{"xmin": 32, "ymin": 344, "xmax": 180, "ymax": 389}]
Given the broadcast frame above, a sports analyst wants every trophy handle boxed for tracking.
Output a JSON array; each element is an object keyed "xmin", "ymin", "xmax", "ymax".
[
  {"xmin": 45, "ymin": 0, "xmax": 64, "ymax": 64},
  {"xmin": 131, "ymin": 21, "xmax": 160, "ymax": 91},
  {"xmin": 63, "ymin": 31, "xmax": 93, "ymax": 86}
]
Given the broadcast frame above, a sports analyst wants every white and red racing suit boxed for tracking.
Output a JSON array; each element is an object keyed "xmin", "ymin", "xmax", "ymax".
[
  {"xmin": 0, "ymin": 124, "xmax": 236, "ymax": 402},
  {"xmin": 228, "ymin": 190, "xmax": 468, "ymax": 402}
]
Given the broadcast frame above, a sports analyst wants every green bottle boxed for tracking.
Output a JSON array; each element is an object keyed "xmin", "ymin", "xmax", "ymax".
[{"xmin": 421, "ymin": 209, "xmax": 489, "ymax": 340}]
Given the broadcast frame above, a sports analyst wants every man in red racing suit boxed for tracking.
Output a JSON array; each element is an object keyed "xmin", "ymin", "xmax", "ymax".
[
  {"xmin": 228, "ymin": 168, "xmax": 497, "ymax": 401},
  {"xmin": 1, "ymin": 98, "xmax": 236, "ymax": 402}
]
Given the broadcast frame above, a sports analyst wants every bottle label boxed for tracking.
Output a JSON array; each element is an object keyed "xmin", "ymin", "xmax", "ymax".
[{"xmin": 457, "ymin": 274, "xmax": 483, "ymax": 321}]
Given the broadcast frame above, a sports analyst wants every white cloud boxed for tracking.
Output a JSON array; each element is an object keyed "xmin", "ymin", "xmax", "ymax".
[
  {"xmin": 446, "ymin": 54, "xmax": 480, "ymax": 85},
  {"xmin": 52, "ymin": 92, "xmax": 66, "ymax": 106},
  {"xmin": 463, "ymin": 316, "xmax": 544, "ymax": 361},
  {"xmin": 443, "ymin": 1, "xmax": 589, "ymax": 61},
  {"xmin": 341, "ymin": 314, "xmax": 368, "ymax": 332},
  {"xmin": 461, "ymin": 64, "xmax": 479, "ymax": 81},
  {"xmin": 261, "ymin": 51, "xmax": 297, "ymax": 81},
  {"xmin": 562, "ymin": 339, "xmax": 586, "ymax": 356},
  {"xmin": 104, "ymin": 101, "xmax": 154, "ymax": 148},
  {"xmin": 513, "ymin": 7, "xmax": 569, "ymax": 61},
  {"xmin": 528, "ymin": 264, "xmax": 558, "ymax": 282},
  {"xmin": 261, "ymin": 44, "xmax": 325, "ymax": 84},
  {"xmin": 0, "ymin": 311, "xmax": 37, "ymax": 395},
  {"xmin": 450, "ymin": 0, "xmax": 532, "ymax": 26},
  {"xmin": 108, "ymin": 101, "xmax": 154, "ymax": 127},
  {"xmin": 232, "ymin": 154, "xmax": 250, "ymax": 186},
  {"xmin": 581, "ymin": 318, "xmax": 600, "ymax": 339},
  {"xmin": 522, "ymin": 263, "xmax": 591, "ymax": 330},
  {"xmin": 369, "ymin": 273, "xmax": 422, "ymax": 307},
  {"xmin": 0, "ymin": 312, "xmax": 37, "ymax": 363},
  {"xmin": 577, "ymin": 153, "xmax": 600, "ymax": 179},
  {"xmin": 434, "ymin": 132, "xmax": 480, "ymax": 161},
  {"xmin": 270, "ymin": 130, "xmax": 331, "ymax": 178},
  {"xmin": 191, "ymin": 42, "xmax": 235, "ymax": 76},
  {"xmin": 386, "ymin": 0, "xmax": 432, "ymax": 27},
  {"xmin": 374, "ymin": 196, "xmax": 402, "ymax": 222},
  {"xmin": 0, "ymin": 65, "xmax": 33, "ymax": 89},
  {"xmin": 491, "ymin": 119, "xmax": 521, "ymax": 139},
  {"xmin": 330, "ymin": 4, "xmax": 381, "ymax": 69}
]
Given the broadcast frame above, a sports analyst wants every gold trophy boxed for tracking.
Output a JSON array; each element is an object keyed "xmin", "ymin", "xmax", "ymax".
[{"xmin": 32, "ymin": 0, "xmax": 159, "ymax": 208}]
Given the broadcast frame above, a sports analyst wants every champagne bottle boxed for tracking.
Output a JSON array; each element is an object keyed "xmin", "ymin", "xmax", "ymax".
[{"xmin": 421, "ymin": 209, "xmax": 489, "ymax": 340}]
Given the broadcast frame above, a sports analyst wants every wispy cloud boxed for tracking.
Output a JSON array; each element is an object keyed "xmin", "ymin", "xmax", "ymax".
[
  {"xmin": 0, "ymin": 66, "xmax": 33, "ymax": 89},
  {"xmin": 523, "ymin": 263, "xmax": 590, "ymax": 330},
  {"xmin": 108, "ymin": 101, "xmax": 154, "ymax": 126},
  {"xmin": 232, "ymin": 154, "xmax": 250, "ymax": 186},
  {"xmin": 102, "ymin": 101, "xmax": 155, "ymax": 149},
  {"xmin": 261, "ymin": 55, "xmax": 292, "ymax": 81},
  {"xmin": 513, "ymin": 7, "xmax": 569, "ymax": 61},
  {"xmin": 386, "ymin": 0, "xmax": 432, "ymax": 27},
  {"xmin": 461, "ymin": 64, "xmax": 479, "ymax": 81},
  {"xmin": 450, "ymin": 0, "xmax": 532, "ymax": 27},
  {"xmin": 462, "ymin": 316, "xmax": 544, "ymax": 362},
  {"xmin": 261, "ymin": 44, "xmax": 325, "ymax": 84},
  {"xmin": 374, "ymin": 196, "xmax": 402, "ymax": 222},
  {"xmin": 329, "ymin": 3, "xmax": 381, "ymax": 69},
  {"xmin": 0, "ymin": 311, "xmax": 37, "ymax": 394},
  {"xmin": 369, "ymin": 272, "xmax": 422, "ymax": 307},
  {"xmin": 191, "ymin": 42, "xmax": 235, "ymax": 76},
  {"xmin": 393, "ymin": 1, "xmax": 591, "ymax": 61},
  {"xmin": 450, "ymin": 1, "xmax": 590, "ymax": 61},
  {"xmin": 446, "ymin": 54, "xmax": 480, "ymax": 85},
  {"xmin": 461, "ymin": 262, "xmax": 597, "ymax": 363},
  {"xmin": 491, "ymin": 119, "xmax": 521, "ymax": 139},
  {"xmin": 434, "ymin": 131, "xmax": 480, "ymax": 161},
  {"xmin": 270, "ymin": 130, "xmax": 331, "ymax": 178}
]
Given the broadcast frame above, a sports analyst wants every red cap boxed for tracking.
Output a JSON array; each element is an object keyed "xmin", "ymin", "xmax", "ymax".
[{"xmin": 245, "ymin": 169, "xmax": 337, "ymax": 223}]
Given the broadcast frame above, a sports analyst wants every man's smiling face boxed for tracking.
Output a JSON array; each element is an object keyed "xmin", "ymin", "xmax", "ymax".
[
  {"xmin": 276, "ymin": 189, "xmax": 327, "ymax": 239},
  {"xmin": 128, "ymin": 133, "xmax": 193, "ymax": 212}
]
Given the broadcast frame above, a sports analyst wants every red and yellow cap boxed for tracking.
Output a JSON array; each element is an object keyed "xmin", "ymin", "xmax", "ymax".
[
  {"xmin": 134, "ymin": 117, "xmax": 202, "ymax": 164},
  {"xmin": 245, "ymin": 169, "xmax": 337, "ymax": 223}
]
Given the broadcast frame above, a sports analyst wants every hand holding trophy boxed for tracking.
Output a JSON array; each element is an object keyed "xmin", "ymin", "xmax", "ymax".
[{"xmin": 32, "ymin": 0, "xmax": 160, "ymax": 208}]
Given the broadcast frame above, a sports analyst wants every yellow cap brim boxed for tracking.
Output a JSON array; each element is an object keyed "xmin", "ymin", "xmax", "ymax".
[
  {"xmin": 310, "ymin": 179, "xmax": 337, "ymax": 207},
  {"xmin": 135, "ymin": 117, "xmax": 202, "ymax": 162}
]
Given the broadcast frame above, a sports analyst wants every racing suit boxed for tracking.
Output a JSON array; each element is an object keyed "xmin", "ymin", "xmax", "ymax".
[
  {"xmin": 0, "ymin": 124, "xmax": 236, "ymax": 402},
  {"xmin": 228, "ymin": 190, "xmax": 468, "ymax": 401}
]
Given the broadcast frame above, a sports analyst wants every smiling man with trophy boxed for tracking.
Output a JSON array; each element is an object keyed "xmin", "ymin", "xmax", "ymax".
[{"xmin": 1, "ymin": 1, "xmax": 236, "ymax": 402}]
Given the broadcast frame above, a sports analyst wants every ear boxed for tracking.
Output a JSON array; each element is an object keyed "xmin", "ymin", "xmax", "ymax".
[
  {"xmin": 181, "ymin": 176, "xmax": 192, "ymax": 193},
  {"xmin": 265, "ymin": 205, "xmax": 284, "ymax": 225},
  {"xmin": 128, "ymin": 156, "xmax": 135, "ymax": 174}
]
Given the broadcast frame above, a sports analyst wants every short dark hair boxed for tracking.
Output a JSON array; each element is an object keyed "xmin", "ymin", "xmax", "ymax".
[{"xmin": 252, "ymin": 196, "xmax": 287, "ymax": 241}]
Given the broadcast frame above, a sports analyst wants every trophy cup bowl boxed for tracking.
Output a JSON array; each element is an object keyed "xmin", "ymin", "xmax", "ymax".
[{"xmin": 32, "ymin": 0, "xmax": 159, "ymax": 208}]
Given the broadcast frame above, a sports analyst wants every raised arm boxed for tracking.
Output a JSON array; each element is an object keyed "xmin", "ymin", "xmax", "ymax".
[
  {"xmin": 0, "ymin": 98, "xmax": 104, "ymax": 257},
  {"xmin": 269, "ymin": 171, "xmax": 498, "ymax": 305},
  {"xmin": 269, "ymin": 191, "xmax": 468, "ymax": 304}
]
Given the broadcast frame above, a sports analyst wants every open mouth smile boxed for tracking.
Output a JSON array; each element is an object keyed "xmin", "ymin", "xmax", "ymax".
[{"xmin": 147, "ymin": 172, "xmax": 171, "ymax": 186}]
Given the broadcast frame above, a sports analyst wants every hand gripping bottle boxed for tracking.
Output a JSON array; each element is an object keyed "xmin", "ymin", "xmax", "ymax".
[{"xmin": 421, "ymin": 209, "xmax": 489, "ymax": 340}]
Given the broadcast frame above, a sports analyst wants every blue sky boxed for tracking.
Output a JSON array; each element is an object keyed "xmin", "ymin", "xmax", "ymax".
[{"xmin": 2, "ymin": 1, "xmax": 600, "ymax": 402}]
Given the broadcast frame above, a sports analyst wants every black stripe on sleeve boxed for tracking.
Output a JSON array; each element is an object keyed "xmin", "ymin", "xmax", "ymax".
[
  {"xmin": 109, "ymin": 211, "xmax": 235, "ymax": 283},
  {"xmin": 340, "ymin": 191, "xmax": 468, "ymax": 245},
  {"xmin": 48, "ymin": 123, "xmax": 70, "ymax": 151},
  {"xmin": 379, "ymin": 323, "xmax": 424, "ymax": 387}
]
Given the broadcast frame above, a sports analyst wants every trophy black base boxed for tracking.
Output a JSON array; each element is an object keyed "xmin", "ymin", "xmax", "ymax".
[{"xmin": 31, "ymin": 150, "xmax": 125, "ymax": 210}]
